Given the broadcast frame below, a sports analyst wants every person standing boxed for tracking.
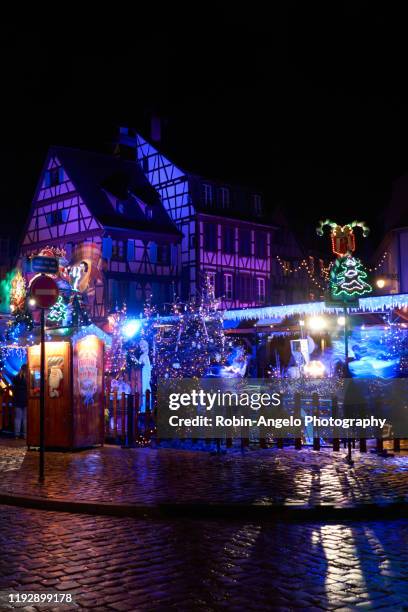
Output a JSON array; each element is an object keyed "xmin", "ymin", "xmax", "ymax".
[{"xmin": 13, "ymin": 364, "xmax": 28, "ymax": 439}]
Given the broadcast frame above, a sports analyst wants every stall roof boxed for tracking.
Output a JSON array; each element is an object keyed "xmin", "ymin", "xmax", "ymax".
[{"xmin": 223, "ymin": 293, "xmax": 408, "ymax": 322}]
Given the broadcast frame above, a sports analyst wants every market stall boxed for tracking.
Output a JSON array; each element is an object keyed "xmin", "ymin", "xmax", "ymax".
[{"xmin": 27, "ymin": 333, "xmax": 104, "ymax": 449}]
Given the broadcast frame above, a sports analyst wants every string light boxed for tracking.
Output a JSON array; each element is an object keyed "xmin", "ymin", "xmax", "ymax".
[
  {"xmin": 367, "ymin": 251, "xmax": 388, "ymax": 272},
  {"xmin": 275, "ymin": 256, "xmax": 327, "ymax": 291}
]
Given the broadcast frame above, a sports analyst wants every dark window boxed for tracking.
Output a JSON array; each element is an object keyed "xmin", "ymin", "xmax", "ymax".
[
  {"xmin": 222, "ymin": 226, "xmax": 235, "ymax": 254},
  {"xmin": 219, "ymin": 187, "xmax": 230, "ymax": 208},
  {"xmin": 202, "ymin": 183, "xmax": 213, "ymax": 206},
  {"xmin": 46, "ymin": 209, "xmax": 69, "ymax": 226},
  {"xmin": 240, "ymin": 275, "xmax": 252, "ymax": 301},
  {"xmin": 112, "ymin": 239, "xmax": 125, "ymax": 261},
  {"xmin": 252, "ymin": 194, "xmax": 262, "ymax": 216},
  {"xmin": 110, "ymin": 279, "xmax": 128, "ymax": 308},
  {"xmin": 255, "ymin": 232, "xmax": 267, "ymax": 258},
  {"xmin": 44, "ymin": 167, "xmax": 63, "ymax": 188},
  {"xmin": 152, "ymin": 282, "xmax": 172, "ymax": 304},
  {"xmin": 224, "ymin": 273, "xmax": 233, "ymax": 299},
  {"xmin": 239, "ymin": 229, "xmax": 251, "ymax": 256},
  {"xmin": 157, "ymin": 244, "xmax": 170, "ymax": 265},
  {"xmin": 257, "ymin": 277, "xmax": 266, "ymax": 303},
  {"xmin": 204, "ymin": 223, "xmax": 217, "ymax": 251}
]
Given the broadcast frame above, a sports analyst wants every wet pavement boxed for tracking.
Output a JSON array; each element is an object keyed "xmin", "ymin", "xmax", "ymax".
[
  {"xmin": 1, "ymin": 438, "xmax": 408, "ymax": 508},
  {"xmin": 0, "ymin": 504, "xmax": 408, "ymax": 610}
]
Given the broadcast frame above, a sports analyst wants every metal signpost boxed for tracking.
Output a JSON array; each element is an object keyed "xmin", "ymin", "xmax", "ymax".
[{"xmin": 30, "ymin": 272, "xmax": 59, "ymax": 482}]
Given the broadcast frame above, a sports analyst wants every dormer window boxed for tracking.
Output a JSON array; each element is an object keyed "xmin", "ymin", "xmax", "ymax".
[
  {"xmin": 252, "ymin": 194, "xmax": 262, "ymax": 216},
  {"xmin": 202, "ymin": 183, "xmax": 213, "ymax": 206},
  {"xmin": 129, "ymin": 191, "xmax": 154, "ymax": 220},
  {"xmin": 219, "ymin": 187, "xmax": 230, "ymax": 208}
]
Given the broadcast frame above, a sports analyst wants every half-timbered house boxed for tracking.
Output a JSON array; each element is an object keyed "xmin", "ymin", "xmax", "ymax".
[
  {"xmin": 118, "ymin": 127, "xmax": 312, "ymax": 308},
  {"xmin": 20, "ymin": 146, "xmax": 181, "ymax": 319}
]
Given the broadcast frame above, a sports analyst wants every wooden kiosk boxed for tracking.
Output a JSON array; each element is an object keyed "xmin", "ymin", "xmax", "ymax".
[{"xmin": 27, "ymin": 333, "xmax": 104, "ymax": 450}]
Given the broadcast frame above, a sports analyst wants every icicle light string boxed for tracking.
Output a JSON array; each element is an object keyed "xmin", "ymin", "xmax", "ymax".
[{"xmin": 223, "ymin": 293, "xmax": 408, "ymax": 321}]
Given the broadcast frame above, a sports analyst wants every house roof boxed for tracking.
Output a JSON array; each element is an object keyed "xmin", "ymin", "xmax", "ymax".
[{"xmin": 46, "ymin": 146, "xmax": 181, "ymax": 237}]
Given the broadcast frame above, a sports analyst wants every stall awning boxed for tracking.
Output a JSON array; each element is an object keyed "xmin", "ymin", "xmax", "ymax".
[{"xmin": 222, "ymin": 293, "xmax": 408, "ymax": 322}]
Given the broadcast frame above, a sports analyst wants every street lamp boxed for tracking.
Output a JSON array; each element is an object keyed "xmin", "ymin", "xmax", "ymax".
[
  {"xmin": 308, "ymin": 316, "xmax": 327, "ymax": 352},
  {"xmin": 308, "ymin": 316, "xmax": 327, "ymax": 331}
]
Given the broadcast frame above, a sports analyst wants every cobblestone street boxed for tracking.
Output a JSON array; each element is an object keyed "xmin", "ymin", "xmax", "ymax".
[
  {"xmin": 1, "ymin": 505, "xmax": 408, "ymax": 610},
  {"xmin": 1, "ymin": 439, "xmax": 408, "ymax": 609},
  {"xmin": 1, "ymin": 439, "xmax": 408, "ymax": 508}
]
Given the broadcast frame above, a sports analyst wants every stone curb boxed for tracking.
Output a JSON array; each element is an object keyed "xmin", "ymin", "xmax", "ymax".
[{"xmin": 1, "ymin": 492, "xmax": 408, "ymax": 522}]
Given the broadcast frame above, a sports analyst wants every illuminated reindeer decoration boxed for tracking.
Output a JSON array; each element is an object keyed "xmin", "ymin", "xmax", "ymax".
[{"xmin": 316, "ymin": 219, "xmax": 370, "ymax": 257}]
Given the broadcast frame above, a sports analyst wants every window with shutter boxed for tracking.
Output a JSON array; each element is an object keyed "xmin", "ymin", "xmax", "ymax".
[
  {"xmin": 149, "ymin": 243, "xmax": 158, "ymax": 263},
  {"xmin": 102, "ymin": 237, "xmax": 113, "ymax": 259},
  {"xmin": 112, "ymin": 240, "xmax": 125, "ymax": 261},
  {"xmin": 44, "ymin": 167, "xmax": 64, "ymax": 188}
]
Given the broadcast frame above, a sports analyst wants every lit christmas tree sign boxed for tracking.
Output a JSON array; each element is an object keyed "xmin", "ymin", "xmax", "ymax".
[
  {"xmin": 47, "ymin": 295, "xmax": 68, "ymax": 324},
  {"xmin": 330, "ymin": 255, "xmax": 372, "ymax": 300}
]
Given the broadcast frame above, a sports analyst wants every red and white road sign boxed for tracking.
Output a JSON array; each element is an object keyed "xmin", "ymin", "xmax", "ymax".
[{"xmin": 30, "ymin": 275, "xmax": 59, "ymax": 309}]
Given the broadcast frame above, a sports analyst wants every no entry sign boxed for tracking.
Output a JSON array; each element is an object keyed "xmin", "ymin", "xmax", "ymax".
[{"xmin": 30, "ymin": 275, "xmax": 59, "ymax": 309}]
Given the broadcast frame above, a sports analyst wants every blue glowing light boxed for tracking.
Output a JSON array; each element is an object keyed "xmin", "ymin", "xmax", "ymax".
[{"xmin": 122, "ymin": 319, "xmax": 141, "ymax": 339}]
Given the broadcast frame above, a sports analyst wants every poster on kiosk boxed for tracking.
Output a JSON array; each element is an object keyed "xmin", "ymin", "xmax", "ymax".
[{"xmin": 27, "ymin": 335, "xmax": 104, "ymax": 450}]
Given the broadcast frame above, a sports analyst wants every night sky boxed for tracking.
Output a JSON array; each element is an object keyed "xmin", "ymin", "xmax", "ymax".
[{"xmin": 2, "ymin": 7, "xmax": 408, "ymax": 254}]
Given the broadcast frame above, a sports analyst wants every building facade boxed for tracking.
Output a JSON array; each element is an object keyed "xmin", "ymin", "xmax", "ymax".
[
  {"xmin": 20, "ymin": 146, "xmax": 181, "ymax": 319},
  {"xmin": 18, "ymin": 134, "xmax": 324, "ymax": 319},
  {"xmin": 372, "ymin": 174, "xmax": 408, "ymax": 294},
  {"xmin": 118, "ymin": 128, "xmax": 315, "ymax": 308}
]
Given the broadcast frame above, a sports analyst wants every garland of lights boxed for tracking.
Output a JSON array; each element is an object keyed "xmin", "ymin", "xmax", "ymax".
[
  {"xmin": 275, "ymin": 256, "xmax": 327, "ymax": 291},
  {"xmin": 276, "ymin": 250, "xmax": 388, "ymax": 283},
  {"xmin": 367, "ymin": 251, "xmax": 388, "ymax": 272}
]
